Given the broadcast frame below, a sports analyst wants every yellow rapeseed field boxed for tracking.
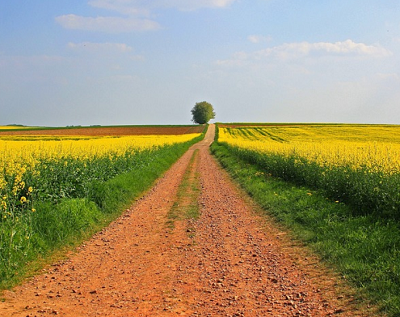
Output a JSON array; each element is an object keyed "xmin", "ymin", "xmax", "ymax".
[
  {"xmin": 0, "ymin": 133, "xmax": 200, "ymax": 215},
  {"xmin": 218, "ymin": 124, "xmax": 400, "ymax": 175},
  {"xmin": 0, "ymin": 126, "xmax": 38, "ymax": 130}
]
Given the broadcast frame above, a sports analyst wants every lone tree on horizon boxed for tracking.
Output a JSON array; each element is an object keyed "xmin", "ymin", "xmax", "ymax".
[{"xmin": 191, "ymin": 101, "xmax": 216, "ymax": 124}]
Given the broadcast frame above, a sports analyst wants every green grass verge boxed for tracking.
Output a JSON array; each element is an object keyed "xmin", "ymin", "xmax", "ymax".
[{"xmin": 211, "ymin": 141, "xmax": 400, "ymax": 316}]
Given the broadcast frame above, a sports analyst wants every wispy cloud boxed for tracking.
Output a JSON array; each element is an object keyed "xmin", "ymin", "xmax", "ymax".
[
  {"xmin": 217, "ymin": 40, "xmax": 392, "ymax": 66},
  {"xmin": 67, "ymin": 42, "xmax": 145, "ymax": 60},
  {"xmin": 248, "ymin": 35, "xmax": 272, "ymax": 44},
  {"xmin": 89, "ymin": 0, "xmax": 236, "ymax": 13},
  {"xmin": 88, "ymin": 0, "xmax": 151, "ymax": 16},
  {"xmin": 55, "ymin": 14, "xmax": 160, "ymax": 33},
  {"xmin": 67, "ymin": 42, "xmax": 134, "ymax": 53},
  {"xmin": 56, "ymin": 0, "xmax": 236, "ymax": 33},
  {"xmin": 279, "ymin": 40, "xmax": 391, "ymax": 57}
]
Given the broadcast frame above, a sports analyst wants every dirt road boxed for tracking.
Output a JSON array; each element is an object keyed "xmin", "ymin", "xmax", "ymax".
[{"xmin": 0, "ymin": 124, "xmax": 372, "ymax": 316}]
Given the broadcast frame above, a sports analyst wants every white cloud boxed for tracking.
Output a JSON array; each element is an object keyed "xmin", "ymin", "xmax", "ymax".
[
  {"xmin": 248, "ymin": 35, "xmax": 272, "ymax": 44},
  {"xmin": 67, "ymin": 42, "xmax": 146, "ymax": 60},
  {"xmin": 257, "ymin": 40, "xmax": 392, "ymax": 60},
  {"xmin": 159, "ymin": 0, "xmax": 236, "ymax": 11},
  {"xmin": 217, "ymin": 40, "xmax": 392, "ymax": 66},
  {"xmin": 88, "ymin": 0, "xmax": 151, "ymax": 16},
  {"xmin": 56, "ymin": 0, "xmax": 236, "ymax": 33},
  {"xmin": 67, "ymin": 42, "xmax": 134, "ymax": 53},
  {"xmin": 89, "ymin": 0, "xmax": 236, "ymax": 13},
  {"xmin": 109, "ymin": 74, "xmax": 141, "ymax": 82},
  {"xmin": 55, "ymin": 14, "xmax": 160, "ymax": 33}
]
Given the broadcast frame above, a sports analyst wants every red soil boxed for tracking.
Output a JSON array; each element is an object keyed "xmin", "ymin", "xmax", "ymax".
[{"xmin": 0, "ymin": 126, "xmax": 204, "ymax": 136}]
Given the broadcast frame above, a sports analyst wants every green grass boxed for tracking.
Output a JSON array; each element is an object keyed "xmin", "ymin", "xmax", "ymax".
[
  {"xmin": 211, "ymin": 140, "xmax": 400, "ymax": 316},
  {"xmin": 167, "ymin": 149, "xmax": 201, "ymax": 232}
]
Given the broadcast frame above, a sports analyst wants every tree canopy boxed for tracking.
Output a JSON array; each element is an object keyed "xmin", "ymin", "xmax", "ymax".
[{"xmin": 191, "ymin": 101, "xmax": 216, "ymax": 124}]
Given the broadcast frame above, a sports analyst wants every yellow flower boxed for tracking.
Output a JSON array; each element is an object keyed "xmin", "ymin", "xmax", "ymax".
[
  {"xmin": 218, "ymin": 125, "xmax": 400, "ymax": 176},
  {"xmin": 31, "ymin": 208, "xmax": 36, "ymax": 212},
  {"xmin": 0, "ymin": 132, "xmax": 201, "ymax": 217}
]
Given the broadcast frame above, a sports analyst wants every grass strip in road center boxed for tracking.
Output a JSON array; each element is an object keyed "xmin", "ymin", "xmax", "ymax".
[{"xmin": 167, "ymin": 149, "xmax": 201, "ymax": 236}]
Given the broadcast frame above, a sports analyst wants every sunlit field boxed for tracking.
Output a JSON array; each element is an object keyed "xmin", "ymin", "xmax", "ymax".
[
  {"xmin": 213, "ymin": 123, "xmax": 400, "ymax": 315},
  {"xmin": 0, "ymin": 126, "xmax": 39, "ymax": 130},
  {"xmin": 218, "ymin": 124, "xmax": 400, "ymax": 216},
  {"xmin": 0, "ymin": 134, "xmax": 200, "ymax": 214},
  {"xmin": 0, "ymin": 129, "xmax": 203, "ymax": 285}
]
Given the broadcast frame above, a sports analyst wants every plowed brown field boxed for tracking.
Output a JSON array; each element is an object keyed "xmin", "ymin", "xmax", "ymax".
[
  {"xmin": 0, "ymin": 126, "xmax": 204, "ymax": 136},
  {"xmin": 0, "ymin": 125, "xmax": 377, "ymax": 316}
]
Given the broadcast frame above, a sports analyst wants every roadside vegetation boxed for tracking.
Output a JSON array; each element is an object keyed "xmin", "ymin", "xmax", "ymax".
[
  {"xmin": 0, "ymin": 128, "xmax": 205, "ymax": 289},
  {"xmin": 212, "ymin": 123, "xmax": 400, "ymax": 316}
]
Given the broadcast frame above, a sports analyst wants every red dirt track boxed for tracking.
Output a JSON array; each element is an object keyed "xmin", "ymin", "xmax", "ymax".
[{"xmin": 0, "ymin": 125, "xmax": 375, "ymax": 316}]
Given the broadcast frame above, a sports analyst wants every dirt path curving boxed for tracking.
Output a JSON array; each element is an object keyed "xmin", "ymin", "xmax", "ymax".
[{"xmin": 1, "ymin": 124, "xmax": 374, "ymax": 316}]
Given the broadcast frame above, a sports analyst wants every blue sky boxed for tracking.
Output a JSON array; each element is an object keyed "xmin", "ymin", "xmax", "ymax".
[{"xmin": 1, "ymin": 0, "xmax": 400, "ymax": 126}]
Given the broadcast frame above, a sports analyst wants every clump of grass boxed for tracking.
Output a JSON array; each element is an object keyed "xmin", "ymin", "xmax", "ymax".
[
  {"xmin": 167, "ymin": 149, "xmax": 201, "ymax": 233},
  {"xmin": 211, "ymin": 141, "xmax": 400, "ymax": 316}
]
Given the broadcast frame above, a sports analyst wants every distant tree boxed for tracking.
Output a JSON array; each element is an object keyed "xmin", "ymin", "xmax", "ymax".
[{"xmin": 191, "ymin": 101, "xmax": 216, "ymax": 124}]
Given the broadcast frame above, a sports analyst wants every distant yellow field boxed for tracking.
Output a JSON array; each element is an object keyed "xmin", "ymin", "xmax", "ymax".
[
  {"xmin": 218, "ymin": 124, "xmax": 400, "ymax": 174},
  {"xmin": 0, "ymin": 126, "xmax": 38, "ymax": 130}
]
